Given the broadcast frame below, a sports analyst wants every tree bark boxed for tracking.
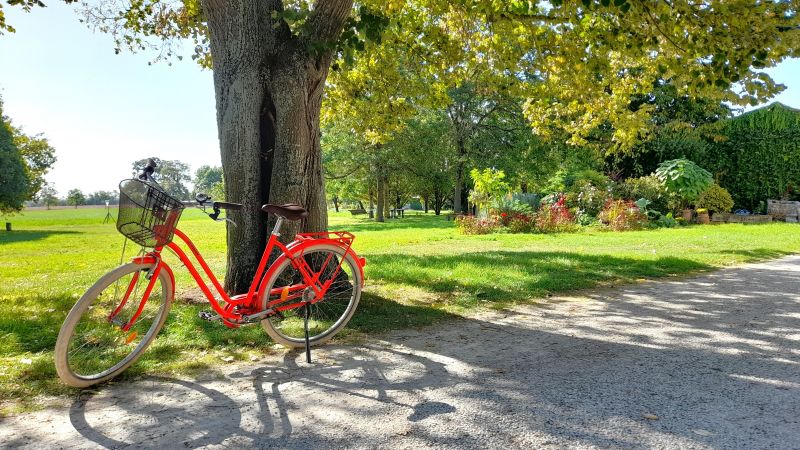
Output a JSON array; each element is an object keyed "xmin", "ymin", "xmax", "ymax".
[
  {"xmin": 375, "ymin": 167, "xmax": 385, "ymax": 222},
  {"xmin": 368, "ymin": 188, "xmax": 375, "ymax": 219},
  {"xmin": 201, "ymin": 0, "xmax": 352, "ymax": 294},
  {"xmin": 453, "ymin": 136, "xmax": 468, "ymax": 214}
]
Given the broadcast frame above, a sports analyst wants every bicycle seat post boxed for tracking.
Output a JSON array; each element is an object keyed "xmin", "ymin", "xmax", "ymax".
[{"xmin": 271, "ymin": 216, "xmax": 284, "ymax": 236}]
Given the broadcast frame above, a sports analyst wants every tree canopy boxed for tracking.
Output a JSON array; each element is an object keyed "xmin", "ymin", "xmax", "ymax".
[
  {"xmin": 6, "ymin": 1, "xmax": 796, "ymax": 150},
  {"xmin": 66, "ymin": 188, "xmax": 85, "ymax": 208},
  {"xmin": 132, "ymin": 158, "xmax": 192, "ymax": 200},
  {"xmin": 12, "ymin": 125, "xmax": 57, "ymax": 201},
  {"xmin": 0, "ymin": 100, "xmax": 30, "ymax": 214}
]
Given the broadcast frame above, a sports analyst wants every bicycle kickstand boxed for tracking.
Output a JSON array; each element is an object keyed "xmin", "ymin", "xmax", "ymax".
[{"xmin": 303, "ymin": 301, "xmax": 312, "ymax": 364}]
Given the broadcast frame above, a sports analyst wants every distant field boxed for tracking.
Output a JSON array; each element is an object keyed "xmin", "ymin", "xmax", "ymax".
[{"xmin": 2, "ymin": 207, "xmax": 800, "ymax": 413}]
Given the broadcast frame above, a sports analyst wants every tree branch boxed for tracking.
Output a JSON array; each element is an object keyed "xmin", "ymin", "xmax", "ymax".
[{"xmin": 305, "ymin": 0, "xmax": 354, "ymax": 44}]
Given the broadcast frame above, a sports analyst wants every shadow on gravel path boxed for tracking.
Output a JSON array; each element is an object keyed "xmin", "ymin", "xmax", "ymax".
[{"xmin": 1, "ymin": 256, "xmax": 799, "ymax": 449}]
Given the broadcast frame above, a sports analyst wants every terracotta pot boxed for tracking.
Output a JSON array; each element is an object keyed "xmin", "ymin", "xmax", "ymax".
[
  {"xmin": 696, "ymin": 212, "xmax": 710, "ymax": 224},
  {"xmin": 682, "ymin": 208, "xmax": 694, "ymax": 222}
]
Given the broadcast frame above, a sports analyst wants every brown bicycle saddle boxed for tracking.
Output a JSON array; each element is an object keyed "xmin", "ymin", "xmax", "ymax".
[{"xmin": 261, "ymin": 203, "xmax": 308, "ymax": 221}]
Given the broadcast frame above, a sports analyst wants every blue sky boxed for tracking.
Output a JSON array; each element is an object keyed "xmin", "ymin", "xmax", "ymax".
[{"xmin": 0, "ymin": 2, "xmax": 799, "ymax": 196}]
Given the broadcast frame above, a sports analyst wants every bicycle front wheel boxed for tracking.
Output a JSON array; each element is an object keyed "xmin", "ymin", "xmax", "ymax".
[
  {"xmin": 260, "ymin": 244, "xmax": 362, "ymax": 348},
  {"xmin": 54, "ymin": 262, "xmax": 173, "ymax": 387}
]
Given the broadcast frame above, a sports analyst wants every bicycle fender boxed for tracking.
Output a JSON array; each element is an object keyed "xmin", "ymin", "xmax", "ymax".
[{"xmin": 131, "ymin": 256, "xmax": 176, "ymax": 300}]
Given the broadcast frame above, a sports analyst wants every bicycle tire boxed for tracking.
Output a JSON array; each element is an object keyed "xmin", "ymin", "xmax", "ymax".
[
  {"xmin": 260, "ymin": 244, "xmax": 362, "ymax": 348},
  {"xmin": 54, "ymin": 262, "xmax": 173, "ymax": 388}
]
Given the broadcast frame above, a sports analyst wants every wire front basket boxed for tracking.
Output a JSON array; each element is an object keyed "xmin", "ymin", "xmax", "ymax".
[{"xmin": 117, "ymin": 179, "xmax": 184, "ymax": 248}]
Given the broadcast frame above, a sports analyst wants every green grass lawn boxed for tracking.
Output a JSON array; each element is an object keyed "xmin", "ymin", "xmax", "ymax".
[{"xmin": 2, "ymin": 207, "xmax": 799, "ymax": 414}]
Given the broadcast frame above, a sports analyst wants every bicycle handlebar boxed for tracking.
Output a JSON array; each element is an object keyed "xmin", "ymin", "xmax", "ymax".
[{"xmin": 213, "ymin": 201, "xmax": 242, "ymax": 211}]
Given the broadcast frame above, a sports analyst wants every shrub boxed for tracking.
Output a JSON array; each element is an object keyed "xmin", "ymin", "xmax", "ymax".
[
  {"xmin": 566, "ymin": 169, "xmax": 611, "ymax": 191},
  {"xmin": 655, "ymin": 158, "xmax": 712, "ymax": 206},
  {"xmin": 543, "ymin": 169, "xmax": 568, "ymax": 194},
  {"xmin": 535, "ymin": 194, "xmax": 577, "ymax": 233},
  {"xmin": 565, "ymin": 179, "xmax": 609, "ymax": 217},
  {"xmin": 654, "ymin": 212, "xmax": 678, "ymax": 228},
  {"xmin": 492, "ymin": 197, "xmax": 533, "ymax": 226},
  {"xmin": 469, "ymin": 168, "xmax": 510, "ymax": 214},
  {"xmin": 455, "ymin": 215, "xmax": 499, "ymax": 235},
  {"xmin": 696, "ymin": 183, "xmax": 734, "ymax": 213},
  {"xmin": 598, "ymin": 199, "xmax": 648, "ymax": 231},
  {"xmin": 618, "ymin": 175, "xmax": 670, "ymax": 213},
  {"xmin": 507, "ymin": 213, "xmax": 536, "ymax": 233},
  {"xmin": 543, "ymin": 168, "xmax": 610, "ymax": 196}
]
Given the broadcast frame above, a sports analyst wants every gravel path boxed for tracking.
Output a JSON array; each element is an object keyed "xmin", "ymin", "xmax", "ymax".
[{"xmin": 2, "ymin": 256, "xmax": 800, "ymax": 449}]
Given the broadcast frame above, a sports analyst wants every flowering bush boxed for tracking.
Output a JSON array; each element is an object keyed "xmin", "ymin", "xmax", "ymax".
[
  {"xmin": 535, "ymin": 194, "xmax": 577, "ymax": 233},
  {"xmin": 565, "ymin": 180, "xmax": 610, "ymax": 217},
  {"xmin": 598, "ymin": 199, "xmax": 648, "ymax": 231},
  {"xmin": 455, "ymin": 215, "xmax": 500, "ymax": 235},
  {"xmin": 506, "ymin": 213, "xmax": 536, "ymax": 233},
  {"xmin": 493, "ymin": 197, "xmax": 534, "ymax": 226}
]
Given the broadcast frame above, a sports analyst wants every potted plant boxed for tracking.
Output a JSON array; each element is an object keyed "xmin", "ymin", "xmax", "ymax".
[
  {"xmin": 696, "ymin": 208, "xmax": 710, "ymax": 224},
  {"xmin": 655, "ymin": 159, "xmax": 713, "ymax": 223}
]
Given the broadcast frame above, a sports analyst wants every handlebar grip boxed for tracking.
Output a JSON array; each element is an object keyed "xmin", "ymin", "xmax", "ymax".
[{"xmin": 213, "ymin": 201, "xmax": 243, "ymax": 211}]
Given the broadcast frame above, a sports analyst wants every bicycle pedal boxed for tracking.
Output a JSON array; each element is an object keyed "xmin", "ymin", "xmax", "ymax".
[{"xmin": 198, "ymin": 311, "xmax": 220, "ymax": 322}]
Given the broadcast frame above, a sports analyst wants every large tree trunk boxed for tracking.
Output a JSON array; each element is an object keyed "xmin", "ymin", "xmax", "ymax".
[
  {"xmin": 202, "ymin": 0, "xmax": 352, "ymax": 294},
  {"xmin": 434, "ymin": 188, "xmax": 444, "ymax": 215}
]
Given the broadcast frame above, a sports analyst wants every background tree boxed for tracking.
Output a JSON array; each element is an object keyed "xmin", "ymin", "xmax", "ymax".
[
  {"xmin": 86, "ymin": 190, "xmax": 118, "ymax": 205},
  {"xmin": 322, "ymin": 123, "xmax": 372, "ymax": 212},
  {"xmin": 0, "ymin": 99, "xmax": 30, "ymax": 214},
  {"xmin": 389, "ymin": 111, "xmax": 454, "ymax": 215},
  {"xmin": 193, "ymin": 165, "xmax": 225, "ymax": 202},
  {"xmin": 132, "ymin": 158, "xmax": 192, "ymax": 200},
  {"xmin": 12, "ymin": 126, "xmax": 57, "ymax": 201},
  {"xmin": 39, "ymin": 182, "xmax": 59, "ymax": 210},
  {"xmin": 66, "ymin": 188, "xmax": 86, "ymax": 208}
]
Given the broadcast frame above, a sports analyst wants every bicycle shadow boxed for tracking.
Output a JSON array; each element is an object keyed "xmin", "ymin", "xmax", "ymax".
[
  {"xmin": 67, "ymin": 346, "xmax": 455, "ymax": 448},
  {"xmin": 69, "ymin": 377, "xmax": 247, "ymax": 449},
  {"xmin": 231, "ymin": 346, "xmax": 458, "ymax": 439}
]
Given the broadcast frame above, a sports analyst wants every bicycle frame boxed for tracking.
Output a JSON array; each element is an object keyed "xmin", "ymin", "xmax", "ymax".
[{"xmin": 128, "ymin": 217, "xmax": 365, "ymax": 329}]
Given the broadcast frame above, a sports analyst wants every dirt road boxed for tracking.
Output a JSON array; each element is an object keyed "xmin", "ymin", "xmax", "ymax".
[{"xmin": 2, "ymin": 256, "xmax": 799, "ymax": 449}]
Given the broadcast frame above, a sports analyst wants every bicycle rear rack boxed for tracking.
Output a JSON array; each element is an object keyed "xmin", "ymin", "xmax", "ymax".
[{"xmin": 295, "ymin": 231, "xmax": 355, "ymax": 246}]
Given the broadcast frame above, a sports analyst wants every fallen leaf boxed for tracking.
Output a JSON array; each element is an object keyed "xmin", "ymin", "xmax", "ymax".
[{"xmin": 643, "ymin": 414, "xmax": 659, "ymax": 420}]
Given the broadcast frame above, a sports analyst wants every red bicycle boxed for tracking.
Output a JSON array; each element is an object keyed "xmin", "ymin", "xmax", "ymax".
[{"xmin": 54, "ymin": 160, "xmax": 365, "ymax": 388}]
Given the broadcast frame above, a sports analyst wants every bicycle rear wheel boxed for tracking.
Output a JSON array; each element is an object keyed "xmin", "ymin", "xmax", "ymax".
[
  {"xmin": 54, "ymin": 262, "xmax": 173, "ymax": 387},
  {"xmin": 260, "ymin": 244, "xmax": 361, "ymax": 348}
]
